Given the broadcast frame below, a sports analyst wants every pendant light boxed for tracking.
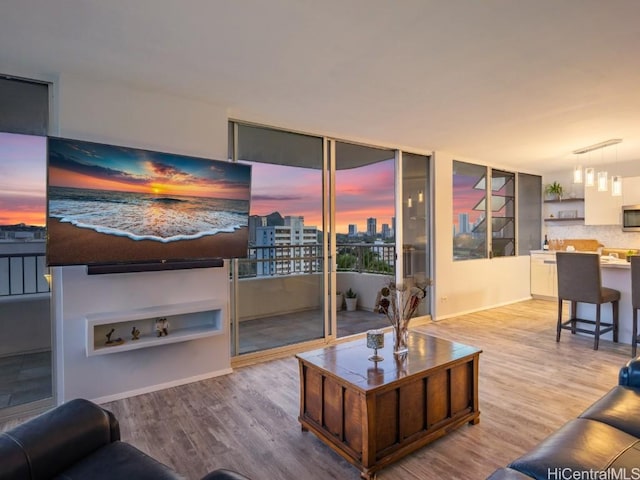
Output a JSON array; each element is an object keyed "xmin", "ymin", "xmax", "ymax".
[
  {"xmin": 573, "ymin": 139, "xmax": 622, "ymax": 191},
  {"xmin": 584, "ymin": 168, "xmax": 595, "ymax": 187},
  {"xmin": 597, "ymin": 171, "xmax": 608, "ymax": 192},
  {"xmin": 573, "ymin": 159, "xmax": 583, "ymax": 184},
  {"xmin": 611, "ymin": 175, "xmax": 623, "ymax": 196},
  {"xmin": 611, "ymin": 144, "xmax": 623, "ymax": 196}
]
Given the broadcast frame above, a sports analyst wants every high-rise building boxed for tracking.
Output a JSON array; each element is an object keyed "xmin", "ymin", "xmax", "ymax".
[
  {"xmin": 248, "ymin": 215, "xmax": 267, "ymax": 244},
  {"xmin": 458, "ymin": 213, "xmax": 470, "ymax": 234},
  {"xmin": 256, "ymin": 217, "xmax": 318, "ymax": 276},
  {"xmin": 366, "ymin": 217, "xmax": 377, "ymax": 237},
  {"xmin": 381, "ymin": 223, "xmax": 391, "ymax": 239},
  {"xmin": 348, "ymin": 224, "xmax": 357, "ymax": 237}
]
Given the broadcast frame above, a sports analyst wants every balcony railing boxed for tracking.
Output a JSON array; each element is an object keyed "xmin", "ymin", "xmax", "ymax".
[
  {"xmin": 237, "ymin": 243, "xmax": 395, "ymax": 278},
  {"xmin": 0, "ymin": 252, "xmax": 50, "ymax": 297},
  {"xmin": 1, "ymin": 244, "xmax": 395, "ymax": 294}
]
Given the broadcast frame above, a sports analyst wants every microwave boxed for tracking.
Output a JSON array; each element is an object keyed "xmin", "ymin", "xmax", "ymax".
[{"xmin": 622, "ymin": 204, "xmax": 640, "ymax": 232}]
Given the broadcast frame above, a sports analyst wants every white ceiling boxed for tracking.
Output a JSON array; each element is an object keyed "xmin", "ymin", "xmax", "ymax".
[{"xmin": 2, "ymin": 0, "xmax": 640, "ymax": 175}]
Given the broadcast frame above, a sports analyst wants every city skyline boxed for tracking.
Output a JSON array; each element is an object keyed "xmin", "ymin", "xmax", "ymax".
[
  {"xmin": 452, "ymin": 173, "xmax": 485, "ymax": 233},
  {"xmin": 247, "ymin": 159, "xmax": 396, "ymax": 234}
]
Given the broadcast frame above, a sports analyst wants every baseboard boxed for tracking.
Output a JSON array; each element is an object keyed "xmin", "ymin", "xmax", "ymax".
[
  {"xmin": 434, "ymin": 296, "xmax": 533, "ymax": 321},
  {"xmin": 89, "ymin": 368, "xmax": 233, "ymax": 404}
]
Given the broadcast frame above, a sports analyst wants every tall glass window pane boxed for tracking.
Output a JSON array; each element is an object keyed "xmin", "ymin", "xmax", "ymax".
[
  {"xmin": 453, "ymin": 161, "xmax": 487, "ymax": 260},
  {"xmin": 0, "ymin": 78, "xmax": 48, "ymax": 136},
  {"xmin": 491, "ymin": 169, "xmax": 515, "ymax": 257},
  {"xmin": 402, "ymin": 152, "xmax": 431, "ymax": 316},
  {"xmin": 0, "ymin": 132, "xmax": 51, "ymax": 413},
  {"xmin": 334, "ymin": 142, "xmax": 395, "ymax": 338},
  {"xmin": 232, "ymin": 123, "xmax": 324, "ymax": 355},
  {"xmin": 517, "ymin": 173, "xmax": 542, "ymax": 254}
]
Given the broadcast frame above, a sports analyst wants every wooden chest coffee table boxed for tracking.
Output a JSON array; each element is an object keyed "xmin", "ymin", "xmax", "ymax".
[{"xmin": 296, "ymin": 331, "xmax": 481, "ymax": 479}]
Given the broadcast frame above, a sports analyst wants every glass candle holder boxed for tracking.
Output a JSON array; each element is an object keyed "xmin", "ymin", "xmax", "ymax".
[{"xmin": 366, "ymin": 329, "xmax": 385, "ymax": 362}]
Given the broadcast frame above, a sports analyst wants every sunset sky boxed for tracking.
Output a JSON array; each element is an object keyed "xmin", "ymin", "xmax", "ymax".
[
  {"xmin": 0, "ymin": 132, "xmax": 47, "ymax": 226},
  {"xmin": 452, "ymin": 174, "xmax": 485, "ymax": 228},
  {"xmin": 3, "ymin": 132, "xmax": 471, "ymax": 234},
  {"xmin": 247, "ymin": 159, "xmax": 396, "ymax": 234},
  {"xmin": 48, "ymin": 137, "xmax": 251, "ymax": 200}
]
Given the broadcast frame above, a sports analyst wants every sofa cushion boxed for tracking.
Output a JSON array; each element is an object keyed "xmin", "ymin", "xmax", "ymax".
[
  {"xmin": 508, "ymin": 419, "xmax": 640, "ymax": 480},
  {"xmin": 579, "ymin": 386, "xmax": 640, "ymax": 438},
  {"xmin": 54, "ymin": 441, "xmax": 184, "ymax": 480}
]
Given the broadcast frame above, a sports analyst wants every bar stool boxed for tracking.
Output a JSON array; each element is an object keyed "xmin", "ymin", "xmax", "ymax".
[
  {"xmin": 631, "ymin": 256, "xmax": 640, "ymax": 356},
  {"xmin": 556, "ymin": 252, "xmax": 620, "ymax": 350}
]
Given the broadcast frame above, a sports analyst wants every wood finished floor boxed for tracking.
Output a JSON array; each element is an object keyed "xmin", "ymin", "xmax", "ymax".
[{"xmin": 1, "ymin": 299, "xmax": 633, "ymax": 479}]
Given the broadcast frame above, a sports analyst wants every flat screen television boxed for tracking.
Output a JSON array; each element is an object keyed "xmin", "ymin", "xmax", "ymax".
[{"xmin": 47, "ymin": 137, "xmax": 251, "ymax": 271}]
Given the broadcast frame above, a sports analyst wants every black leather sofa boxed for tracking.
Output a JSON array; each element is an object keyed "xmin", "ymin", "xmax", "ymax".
[
  {"xmin": 0, "ymin": 398, "xmax": 251, "ymax": 480},
  {"xmin": 487, "ymin": 357, "xmax": 640, "ymax": 479}
]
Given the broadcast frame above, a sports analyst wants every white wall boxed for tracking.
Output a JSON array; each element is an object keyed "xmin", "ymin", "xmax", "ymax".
[
  {"xmin": 52, "ymin": 74, "xmax": 232, "ymax": 404},
  {"xmin": 432, "ymin": 152, "xmax": 532, "ymax": 320},
  {"xmin": 55, "ymin": 265, "xmax": 230, "ymax": 403}
]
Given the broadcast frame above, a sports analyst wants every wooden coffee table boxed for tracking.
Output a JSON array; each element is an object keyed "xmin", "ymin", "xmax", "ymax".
[{"xmin": 296, "ymin": 331, "xmax": 481, "ymax": 479}]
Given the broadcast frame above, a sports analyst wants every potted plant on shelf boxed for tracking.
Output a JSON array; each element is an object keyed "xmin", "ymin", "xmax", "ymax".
[
  {"xmin": 544, "ymin": 181, "xmax": 564, "ymax": 201},
  {"xmin": 345, "ymin": 288, "xmax": 358, "ymax": 311}
]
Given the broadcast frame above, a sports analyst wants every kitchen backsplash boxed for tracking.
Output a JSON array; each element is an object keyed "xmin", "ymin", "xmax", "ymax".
[{"xmin": 545, "ymin": 224, "xmax": 640, "ymax": 250}]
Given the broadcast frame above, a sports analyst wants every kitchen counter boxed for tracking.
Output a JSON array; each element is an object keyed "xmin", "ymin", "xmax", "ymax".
[{"xmin": 530, "ymin": 250, "xmax": 634, "ymax": 349}]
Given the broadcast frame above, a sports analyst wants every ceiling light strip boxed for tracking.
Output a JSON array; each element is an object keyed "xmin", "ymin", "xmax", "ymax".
[{"xmin": 573, "ymin": 138, "xmax": 622, "ymax": 155}]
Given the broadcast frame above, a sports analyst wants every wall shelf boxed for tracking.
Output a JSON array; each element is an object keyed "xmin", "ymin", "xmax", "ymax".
[
  {"xmin": 86, "ymin": 300, "xmax": 224, "ymax": 356},
  {"xmin": 543, "ymin": 198, "xmax": 584, "ymax": 204},
  {"xmin": 544, "ymin": 217, "xmax": 585, "ymax": 222}
]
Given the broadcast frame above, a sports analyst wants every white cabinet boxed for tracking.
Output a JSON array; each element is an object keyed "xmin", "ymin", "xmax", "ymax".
[
  {"xmin": 530, "ymin": 252, "xmax": 557, "ymax": 299},
  {"xmin": 623, "ymin": 176, "xmax": 640, "ymax": 206},
  {"xmin": 585, "ymin": 183, "xmax": 623, "ymax": 225}
]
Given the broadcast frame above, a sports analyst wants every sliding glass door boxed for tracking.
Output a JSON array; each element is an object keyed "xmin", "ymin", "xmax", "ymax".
[
  {"xmin": 334, "ymin": 141, "xmax": 396, "ymax": 338},
  {"xmin": 0, "ymin": 78, "xmax": 52, "ymax": 419},
  {"xmin": 230, "ymin": 124, "xmax": 326, "ymax": 355},
  {"xmin": 229, "ymin": 122, "xmax": 432, "ymax": 357}
]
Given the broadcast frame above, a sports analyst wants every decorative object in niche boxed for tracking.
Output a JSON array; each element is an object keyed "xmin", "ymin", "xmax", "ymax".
[
  {"xmin": 558, "ymin": 210, "xmax": 578, "ymax": 219},
  {"xmin": 155, "ymin": 318, "xmax": 169, "ymax": 337}
]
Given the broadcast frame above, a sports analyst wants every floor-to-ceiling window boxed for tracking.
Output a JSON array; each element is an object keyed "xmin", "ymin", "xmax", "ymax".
[
  {"xmin": 229, "ymin": 122, "xmax": 432, "ymax": 357},
  {"xmin": 230, "ymin": 123, "xmax": 326, "ymax": 355},
  {"xmin": 402, "ymin": 152, "xmax": 431, "ymax": 316},
  {"xmin": 334, "ymin": 141, "xmax": 396, "ymax": 337},
  {"xmin": 0, "ymin": 76, "xmax": 52, "ymax": 418}
]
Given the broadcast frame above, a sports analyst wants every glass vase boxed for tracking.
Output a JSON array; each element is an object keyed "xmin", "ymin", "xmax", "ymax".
[{"xmin": 393, "ymin": 326, "xmax": 409, "ymax": 356}]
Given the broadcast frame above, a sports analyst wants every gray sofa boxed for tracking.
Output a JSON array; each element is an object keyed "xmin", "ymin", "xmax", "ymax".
[
  {"xmin": 487, "ymin": 356, "xmax": 640, "ymax": 479},
  {"xmin": 0, "ymin": 398, "xmax": 251, "ymax": 480}
]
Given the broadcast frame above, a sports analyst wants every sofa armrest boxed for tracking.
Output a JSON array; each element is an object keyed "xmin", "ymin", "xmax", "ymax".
[
  {"xmin": 201, "ymin": 469, "xmax": 253, "ymax": 480},
  {"xmin": 619, "ymin": 356, "xmax": 640, "ymax": 387},
  {"xmin": 2, "ymin": 398, "xmax": 119, "ymax": 479},
  {"xmin": 486, "ymin": 467, "xmax": 535, "ymax": 479}
]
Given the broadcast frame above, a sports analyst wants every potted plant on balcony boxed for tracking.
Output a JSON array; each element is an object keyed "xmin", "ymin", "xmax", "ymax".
[
  {"xmin": 335, "ymin": 291, "xmax": 344, "ymax": 311},
  {"xmin": 345, "ymin": 288, "xmax": 358, "ymax": 311}
]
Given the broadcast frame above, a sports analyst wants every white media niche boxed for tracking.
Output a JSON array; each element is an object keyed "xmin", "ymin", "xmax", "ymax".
[{"xmin": 86, "ymin": 299, "xmax": 224, "ymax": 356}]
